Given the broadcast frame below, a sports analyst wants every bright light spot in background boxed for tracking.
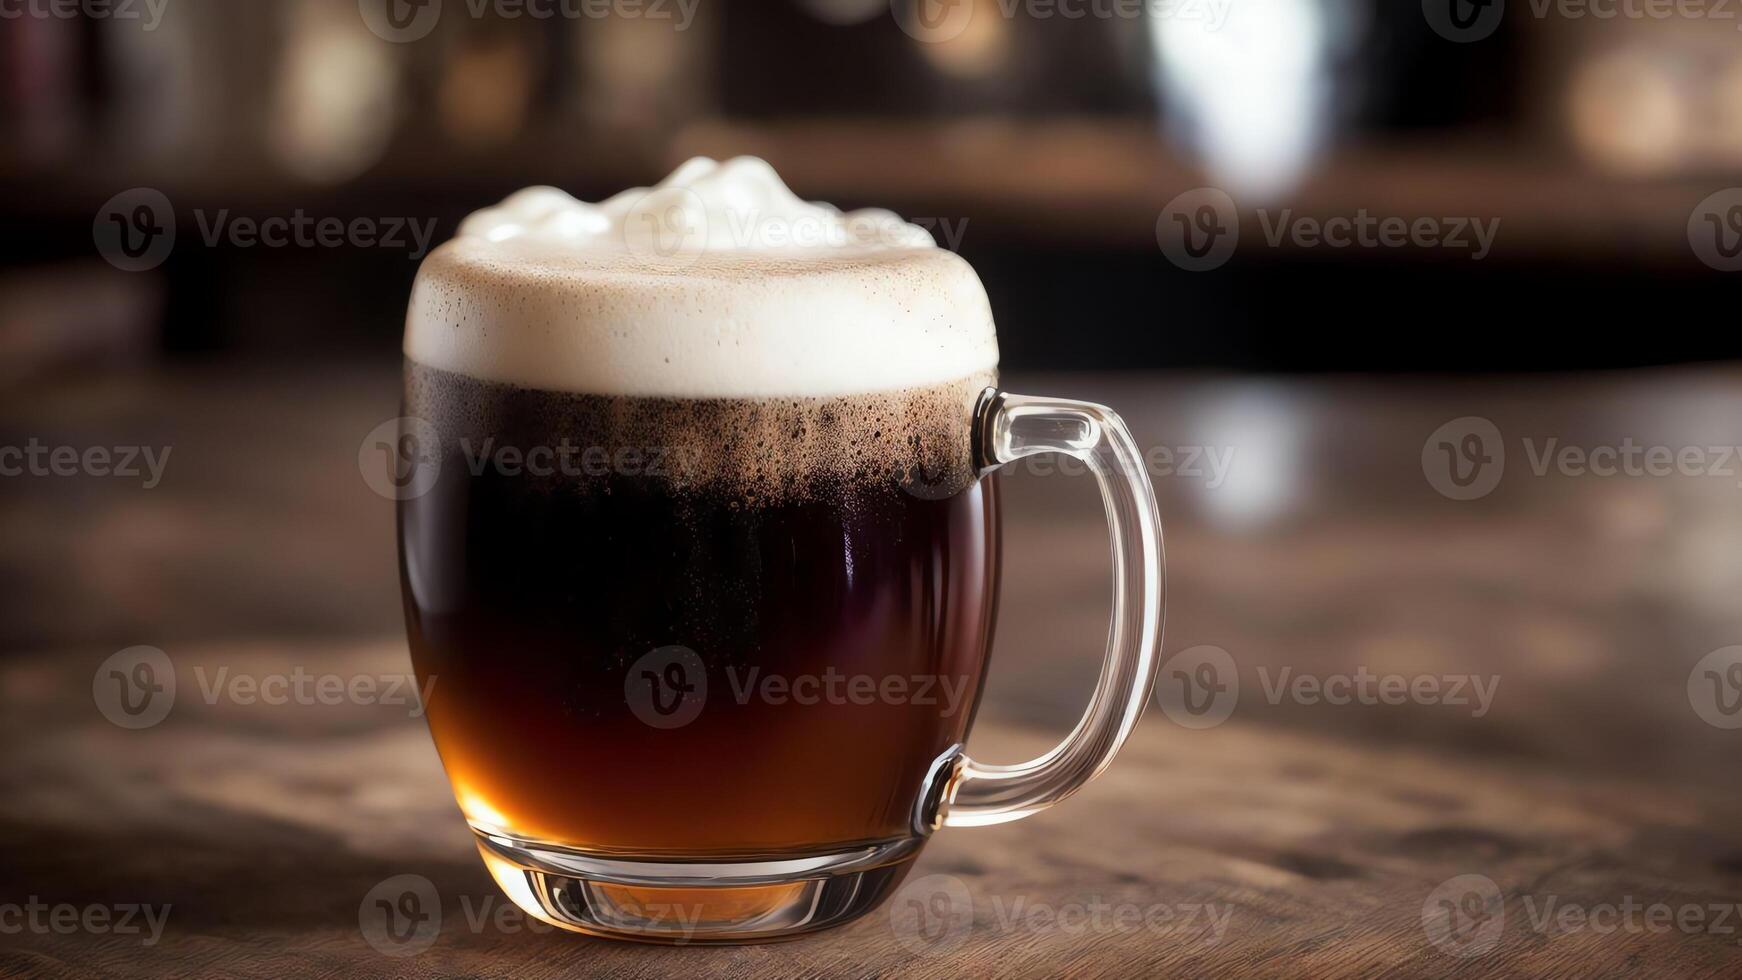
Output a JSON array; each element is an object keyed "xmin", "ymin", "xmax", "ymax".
[
  {"xmin": 917, "ymin": 0, "xmax": 1013, "ymax": 80},
  {"xmin": 1188, "ymin": 386, "xmax": 1303, "ymax": 530},
  {"xmin": 1569, "ymin": 48, "xmax": 1685, "ymax": 175},
  {"xmin": 1569, "ymin": 43, "xmax": 1742, "ymax": 174},
  {"xmin": 271, "ymin": 4, "xmax": 398, "ymax": 183},
  {"xmin": 1151, "ymin": 0, "xmax": 1340, "ymax": 198}
]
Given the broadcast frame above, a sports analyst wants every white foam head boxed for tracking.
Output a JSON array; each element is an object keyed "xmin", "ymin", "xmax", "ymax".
[{"xmin": 404, "ymin": 157, "xmax": 999, "ymax": 398}]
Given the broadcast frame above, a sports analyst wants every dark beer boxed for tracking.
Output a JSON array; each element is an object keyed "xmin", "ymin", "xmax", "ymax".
[{"xmin": 400, "ymin": 361, "xmax": 1001, "ymax": 856}]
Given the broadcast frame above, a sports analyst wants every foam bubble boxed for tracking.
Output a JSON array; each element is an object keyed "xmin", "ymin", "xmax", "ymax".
[{"xmin": 405, "ymin": 157, "xmax": 999, "ymax": 398}]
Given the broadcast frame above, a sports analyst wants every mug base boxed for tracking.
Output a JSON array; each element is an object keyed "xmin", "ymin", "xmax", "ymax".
[{"xmin": 473, "ymin": 828, "xmax": 924, "ymax": 944}]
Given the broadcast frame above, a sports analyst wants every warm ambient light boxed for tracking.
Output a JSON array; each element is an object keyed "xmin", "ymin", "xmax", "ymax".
[
  {"xmin": 1569, "ymin": 47, "xmax": 1685, "ymax": 175},
  {"xmin": 270, "ymin": 3, "xmax": 396, "ymax": 183},
  {"xmin": 1151, "ymin": 0, "xmax": 1335, "ymax": 197}
]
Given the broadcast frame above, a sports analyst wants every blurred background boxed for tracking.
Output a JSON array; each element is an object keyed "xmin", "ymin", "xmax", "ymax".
[
  {"xmin": 5, "ymin": 0, "xmax": 1742, "ymax": 756},
  {"xmin": 4, "ymin": 0, "xmax": 1740, "ymax": 375},
  {"xmin": 4, "ymin": 2, "xmax": 1742, "ymax": 971}
]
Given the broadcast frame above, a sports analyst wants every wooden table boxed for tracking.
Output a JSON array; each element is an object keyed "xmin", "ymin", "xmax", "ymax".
[{"xmin": 3, "ymin": 362, "xmax": 1741, "ymax": 977}]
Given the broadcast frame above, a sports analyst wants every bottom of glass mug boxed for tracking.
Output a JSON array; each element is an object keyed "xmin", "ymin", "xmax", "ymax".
[{"xmin": 472, "ymin": 827, "xmax": 926, "ymax": 944}]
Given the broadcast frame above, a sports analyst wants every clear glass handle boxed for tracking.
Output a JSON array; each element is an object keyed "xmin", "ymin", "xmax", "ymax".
[{"xmin": 940, "ymin": 390, "xmax": 1166, "ymax": 828}]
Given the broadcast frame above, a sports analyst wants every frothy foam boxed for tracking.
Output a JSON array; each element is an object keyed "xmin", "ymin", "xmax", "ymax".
[{"xmin": 405, "ymin": 157, "xmax": 999, "ymax": 399}]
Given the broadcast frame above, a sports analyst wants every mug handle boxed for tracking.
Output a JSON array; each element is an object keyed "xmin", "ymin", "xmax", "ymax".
[{"xmin": 939, "ymin": 389, "xmax": 1166, "ymax": 827}]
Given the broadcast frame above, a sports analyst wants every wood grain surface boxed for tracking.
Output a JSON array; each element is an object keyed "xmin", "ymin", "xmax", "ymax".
[{"xmin": 3, "ymin": 363, "xmax": 1741, "ymax": 977}]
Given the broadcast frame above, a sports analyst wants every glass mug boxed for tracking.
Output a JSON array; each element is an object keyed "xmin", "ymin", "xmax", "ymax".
[{"xmin": 396, "ymin": 170, "xmax": 1164, "ymax": 945}]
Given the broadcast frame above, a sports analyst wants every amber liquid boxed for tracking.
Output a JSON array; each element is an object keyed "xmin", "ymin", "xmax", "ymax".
[{"xmin": 399, "ymin": 364, "xmax": 1000, "ymax": 857}]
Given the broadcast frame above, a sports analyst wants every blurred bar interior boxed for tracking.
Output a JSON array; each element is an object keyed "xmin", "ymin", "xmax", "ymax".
[{"xmin": 1, "ymin": 0, "xmax": 1740, "ymax": 382}]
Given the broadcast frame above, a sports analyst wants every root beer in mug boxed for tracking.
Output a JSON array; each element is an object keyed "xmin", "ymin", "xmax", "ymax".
[{"xmin": 397, "ymin": 158, "xmax": 1165, "ymax": 943}]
